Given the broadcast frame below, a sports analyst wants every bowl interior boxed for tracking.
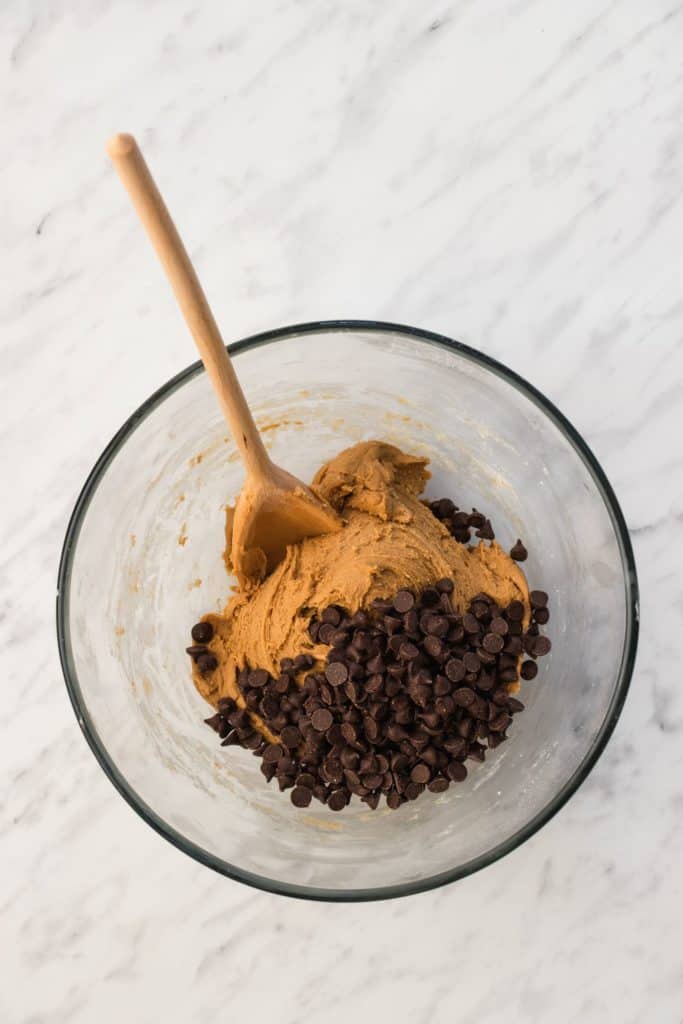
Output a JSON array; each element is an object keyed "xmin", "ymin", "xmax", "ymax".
[{"xmin": 59, "ymin": 325, "xmax": 636, "ymax": 898}]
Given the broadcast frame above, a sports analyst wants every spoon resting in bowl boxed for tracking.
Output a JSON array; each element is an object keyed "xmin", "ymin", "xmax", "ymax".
[{"xmin": 106, "ymin": 133, "xmax": 341, "ymax": 586}]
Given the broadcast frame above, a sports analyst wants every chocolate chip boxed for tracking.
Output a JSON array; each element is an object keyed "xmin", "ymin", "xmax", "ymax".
[
  {"xmin": 430, "ymin": 498, "xmax": 456, "ymax": 519},
  {"xmin": 363, "ymin": 717, "xmax": 380, "ymax": 742},
  {"xmin": 462, "ymin": 613, "xmax": 480, "ymax": 634},
  {"xmin": 421, "ymin": 587, "xmax": 441, "ymax": 606},
  {"xmin": 386, "ymin": 791, "xmax": 402, "ymax": 809},
  {"xmin": 530, "ymin": 590, "xmax": 548, "ymax": 609},
  {"xmin": 520, "ymin": 655, "xmax": 536, "ymax": 679},
  {"xmin": 433, "ymin": 675, "xmax": 451, "ymax": 696},
  {"xmin": 510, "ymin": 539, "xmax": 527, "ymax": 561},
  {"xmin": 197, "ymin": 653, "xmax": 218, "ymax": 674},
  {"xmin": 186, "ymin": 644, "xmax": 208, "ymax": 659},
  {"xmin": 444, "ymin": 658, "xmax": 466, "ymax": 682},
  {"xmin": 263, "ymin": 743, "xmax": 283, "ymax": 763},
  {"xmin": 311, "ymin": 708, "xmax": 334, "ymax": 732},
  {"xmin": 532, "ymin": 635, "xmax": 552, "ymax": 656},
  {"xmin": 410, "ymin": 763, "xmax": 430, "ymax": 784},
  {"xmin": 447, "ymin": 761, "xmax": 467, "ymax": 782},
  {"xmin": 321, "ymin": 606, "xmax": 342, "ymax": 626},
  {"xmin": 325, "ymin": 659, "xmax": 350, "ymax": 692},
  {"xmin": 463, "ymin": 652, "xmax": 481, "ymax": 673},
  {"xmin": 533, "ymin": 606, "xmax": 550, "ymax": 624},
  {"xmin": 247, "ymin": 668, "xmax": 269, "ymax": 688},
  {"xmin": 453, "ymin": 687, "xmax": 475, "ymax": 708},
  {"xmin": 405, "ymin": 781, "xmax": 424, "ymax": 801},
  {"xmin": 291, "ymin": 785, "xmax": 312, "ymax": 807},
  {"xmin": 482, "ymin": 633, "xmax": 504, "ymax": 653},
  {"xmin": 191, "ymin": 621, "xmax": 214, "ymax": 644},
  {"xmin": 428, "ymin": 776, "xmax": 449, "ymax": 793},
  {"xmin": 399, "ymin": 640, "xmax": 419, "ymax": 661},
  {"xmin": 280, "ymin": 725, "xmax": 301, "ymax": 749},
  {"xmin": 475, "ymin": 519, "xmax": 494, "ymax": 540},
  {"xmin": 296, "ymin": 772, "xmax": 316, "ymax": 789},
  {"xmin": 328, "ymin": 789, "xmax": 348, "ymax": 811},
  {"xmin": 242, "ymin": 731, "xmax": 262, "ymax": 750},
  {"xmin": 506, "ymin": 600, "xmax": 525, "ymax": 621},
  {"xmin": 274, "ymin": 674, "xmax": 291, "ymax": 693},
  {"xmin": 318, "ymin": 623, "xmax": 336, "ymax": 644},
  {"xmin": 393, "ymin": 590, "xmax": 415, "ymax": 613},
  {"xmin": 426, "ymin": 615, "xmax": 449, "ymax": 637},
  {"xmin": 489, "ymin": 712, "xmax": 512, "ymax": 733},
  {"xmin": 490, "ymin": 617, "xmax": 508, "ymax": 636}
]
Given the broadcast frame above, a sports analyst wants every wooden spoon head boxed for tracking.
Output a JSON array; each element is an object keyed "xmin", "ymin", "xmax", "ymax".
[{"xmin": 228, "ymin": 466, "xmax": 341, "ymax": 587}]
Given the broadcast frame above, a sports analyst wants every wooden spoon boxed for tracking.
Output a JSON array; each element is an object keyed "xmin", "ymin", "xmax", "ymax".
[{"xmin": 106, "ymin": 133, "xmax": 340, "ymax": 585}]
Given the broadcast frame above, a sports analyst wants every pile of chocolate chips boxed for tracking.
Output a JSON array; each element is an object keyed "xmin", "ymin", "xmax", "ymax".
[{"xmin": 200, "ymin": 581, "xmax": 551, "ymax": 811}]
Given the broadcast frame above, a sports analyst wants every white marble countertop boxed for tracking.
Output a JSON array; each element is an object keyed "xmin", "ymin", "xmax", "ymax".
[{"xmin": 3, "ymin": 2, "xmax": 682, "ymax": 1021}]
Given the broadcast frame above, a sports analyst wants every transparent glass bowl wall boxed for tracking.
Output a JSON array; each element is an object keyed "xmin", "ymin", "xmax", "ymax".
[{"xmin": 58, "ymin": 324, "xmax": 638, "ymax": 900}]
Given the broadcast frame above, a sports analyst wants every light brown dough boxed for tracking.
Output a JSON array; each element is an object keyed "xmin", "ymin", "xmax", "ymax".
[{"xmin": 193, "ymin": 441, "xmax": 529, "ymax": 723}]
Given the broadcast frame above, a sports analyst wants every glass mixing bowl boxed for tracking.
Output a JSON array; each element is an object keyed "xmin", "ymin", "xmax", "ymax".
[{"xmin": 57, "ymin": 322, "xmax": 638, "ymax": 901}]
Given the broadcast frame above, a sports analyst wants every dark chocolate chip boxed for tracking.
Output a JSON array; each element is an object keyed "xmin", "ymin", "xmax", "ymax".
[
  {"xmin": 524, "ymin": 655, "xmax": 540, "ymax": 679},
  {"xmin": 186, "ymin": 644, "xmax": 208, "ymax": 659},
  {"xmin": 430, "ymin": 498, "xmax": 456, "ymax": 519},
  {"xmin": 311, "ymin": 708, "xmax": 334, "ymax": 732},
  {"xmin": 462, "ymin": 613, "xmax": 480, "ymax": 634},
  {"xmin": 291, "ymin": 785, "xmax": 313, "ymax": 808},
  {"xmin": 318, "ymin": 623, "xmax": 336, "ymax": 644},
  {"xmin": 421, "ymin": 586, "xmax": 441, "ymax": 607},
  {"xmin": 445, "ymin": 658, "xmax": 466, "ymax": 682},
  {"xmin": 328, "ymin": 789, "xmax": 348, "ymax": 811},
  {"xmin": 533, "ymin": 635, "xmax": 552, "ymax": 657},
  {"xmin": 263, "ymin": 743, "xmax": 284, "ymax": 763},
  {"xmin": 191, "ymin": 621, "xmax": 214, "ymax": 644},
  {"xmin": 410, "ymin": 763, "xmax": 430, "ymax": 784},
  {"xmin": 463, "ymin": 652, "xmax": 481, "ymax": 673},
  {"xmin": 197, "ymin": 653, "xmax": 218, "ymax": 674},
  {"xmin": 393, "ymin": 590, "xmax": 415, "ymax": 613},
  {"xmin": 506, "ymin": 599, "xmax": 525, "ymax": 621},
  {"xmin": 247, "ymin": 668, "xmax": 269, "ymax": 688},
  {"xmin": 510, "ymin": 539, "xmax": 527, "ymax": 561},
  {"xmin": 530, "ymin": 590, "xmax": 548, "ymax": 609},
  {"xmin": 482, "ymin": 633, "xmax": 504, "ymax": 654},
  {"xmin": 475, "ymin": 520, "xmax": 494, "ymax": 540},
  {"xmin": 280, "ymin": 725, "xmax": 301, "ymax": 749},
  {"xmin": 321, "ymin": 606, "xmax": 342, "ymax": 626}
]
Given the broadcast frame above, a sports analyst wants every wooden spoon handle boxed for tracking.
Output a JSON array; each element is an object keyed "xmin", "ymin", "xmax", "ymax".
[{"xmin": 106, "ymin": 132, "xmax": 271, "ymax": 478}]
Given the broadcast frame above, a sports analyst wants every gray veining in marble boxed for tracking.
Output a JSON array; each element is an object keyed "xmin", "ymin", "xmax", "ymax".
[{"xmin": 2, "ymin": 1, "xmax": 683, "ymax": 1022}]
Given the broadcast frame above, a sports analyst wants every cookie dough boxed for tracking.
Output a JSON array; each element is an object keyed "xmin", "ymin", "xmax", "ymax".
[{"xmin": 193, "ymin": 441, "xmax": 529, "ymax": 717}]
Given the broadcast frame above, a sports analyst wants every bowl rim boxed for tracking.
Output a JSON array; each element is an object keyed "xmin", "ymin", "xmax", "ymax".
[{"xmin": 56, "ymin": 319, "xmax": 639, "ymax": 902}]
